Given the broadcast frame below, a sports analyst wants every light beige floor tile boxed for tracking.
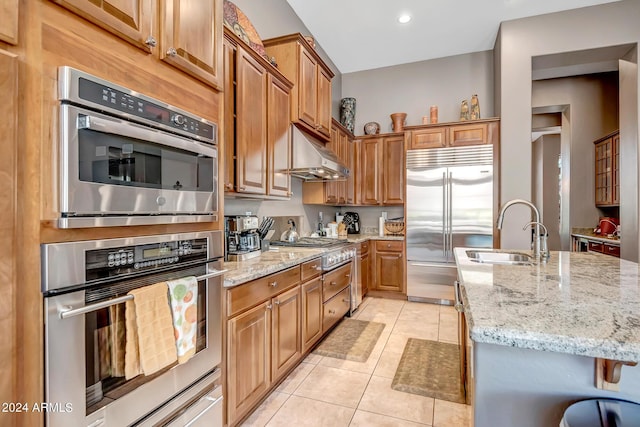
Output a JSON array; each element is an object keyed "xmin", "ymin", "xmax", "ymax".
[
  {"xmin": 433, "ymin": 399, "xmax": 472, "ymax": 427},
  {"xmin": 240, "ymin": 391, "xmax": 290, "ymax": 427},
  {"xmin": 438, "ymin": 309, "xmax": 459, "ymax": 344},
  {"xmin": 293, "ymin": 365, "xmax": 370, "ymax": 408},
  {"xmin": 275, "ymin": 362, "xmax": 315, "ymax": 394},
  {"xmin": 304, "ymin": 353, "xmax": 324, "ymax": 364},
  {"xmin": 373, "ymin": 349, "xmax": 403, "ymax": 378},
  {"xmin": 392, "ymin": 319, "xmax": 439, "ymax": 339},
  {"xmin": 398, "ymin": 301, "xmax": 441, "ymax": 319},
  {"xmin": 383, "ymin": 333, "xmax": 413, "ymax": 354},
  {"xmin": 265, "ymin": 395, "xmax": 354, "ymax": 427},
  {"xmin": 358, "ymin": 375, "xmax": 434, "ymax": 425},
  {"xmin": 318, "ymin": 348, "xmax": 382, "ymax": 374},
  {"xmin": 349, "ymin": 410, "xmax": 429, "ymax": 426}
]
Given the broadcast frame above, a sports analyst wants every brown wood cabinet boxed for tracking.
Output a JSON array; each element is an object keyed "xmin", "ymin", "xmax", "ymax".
[
  {"xmin": 0, "ymin": 0, "xmax": 18, "ymax": 44},
  {"xmin": 359, "ymin": 134, "xmax": 405, "ymax": 206},
  {"xmin": 357, "ymin": 241, "xmax": 370, "ymax": 298},
  {"xmin": 301, "ymin": 276, "xmax": 323, "ymax": 352},
  {"xmin": 372, "ymin": 240, "xmax": 405, "ymax": 293},
  {"xmin": 406, "ymin": 118, "xmax": 499, "ymax": 150},
  {"xmin": 263, "ymin": 33, "xmax": 334, "ymax": 141},
  {"xmin": 271, "ymin": 285, "xmax": 302, "ymax": 381},
  {"xmin": 52, "ymin": 0, "xmax": 223, "ymax": 90},
  {"xmin": 594, "ymin": 130, "xmax": 620, "ymax": 207},
  {"xmin": 224, "ymin": 28, "xmax": 293, "ymax": 198}
]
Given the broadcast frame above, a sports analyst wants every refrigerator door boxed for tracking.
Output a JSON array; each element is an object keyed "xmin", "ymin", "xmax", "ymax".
[
  {"xmin": 448, "ymin": 165, "xmax": 494, "ymax": 260},
  {"xmin": 406, "ymin": 166, "xmax": 448, "ymax": 263}
]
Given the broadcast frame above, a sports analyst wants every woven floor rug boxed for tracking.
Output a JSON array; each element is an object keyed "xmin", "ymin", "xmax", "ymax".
[
  {"xmin": 314, "ymin": 319, "xmax": 385, "ymax": 362},
  {"xmin": 391, "ymin": 338, "xmax": 466, "ymax": 404}
]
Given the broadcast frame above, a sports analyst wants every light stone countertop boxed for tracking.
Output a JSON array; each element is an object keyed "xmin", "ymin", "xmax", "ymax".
[
  {"xmin": 571, "ymin": 229, "xmax": 621, "ymax": 245},
  {"xmin": 454, "ymin": 247, "xmax": 640, "ymax": 362},
  {"xmin": 222, "ymin": 234, "xmax": 404, "ymax": 287}
]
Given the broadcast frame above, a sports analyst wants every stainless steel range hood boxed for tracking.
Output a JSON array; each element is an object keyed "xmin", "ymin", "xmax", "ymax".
[{"xmin": 288, "ymin": 126, "xmax": 349, "ymax": 181}]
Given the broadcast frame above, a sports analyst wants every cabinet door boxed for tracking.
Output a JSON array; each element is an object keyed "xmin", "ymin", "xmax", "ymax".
[
  {"xmin": 227, "ymin": 301, "xmax": 271, "ymax": 424},
  {"xmin": 595, "ymin": 138, "xmax": 613, "ymax": 206},
  {"xmin": 375, "ymin": 250, "xmax": 404, "ymax": 292},
  {"xmin": 235, "ymin": 46, "xmax": 267, "ymax": 195},
  {"xmin": 160, "ymin": 0, "xmax": 222, "ymax": 89},
  {"xmin": 410, "ymin": 127, "xmax": 447, "ymax": 149},
  {"xmin": 272, "ymin": 286, "xmax": 301, "ymax": 381},
  {"xmin": 316, "ymin": 66, "xmax": 332, "ymax": 137},
  {"xmin": 360, "ymin": 253, "xmax": 369, "ymax": 297},
  {"xmin": 449, "ymin": 123, "xmax": 488, "ymax": 146},
  {"xmin": 324, "ymin": 126, "xmax": 339, "ymax": 204},
  {"xmin": 267, "ymin": 75, "xmax": 292, "ymax": 197},
  {"xmin": 301, "ymin": 277, "xmax": 323, "ymax": 352},
  {"xmin": 298, "ymin": 45, "xmax": 318, "ymax": 129},
  {"xmin": 223, "ymin": 39, "xmax": 236, "ymax": 192},
  {"xmin": 345, "ymin": 138, "xmax": 356, "ymax": 205},
  {"xmin": 360, "ymin": 138, "xmax": 381, "ymax": 205},
  {"xmin": 52, "ymin": 0, "xmax": 154, "ymax": 51},
  {"xmin": 612, "ymin": 133, "xmax": 620, "ymax": 205},
  {"xmin": 336, "ymin": 131, "xmax": 348, "ymax": 204},
  {"xmin": 0, "ymin": 0, "xmax": 18, "ymax": 44},
  {"xmin": 382, "ymin": 135, "xmax": 405, "ymax": 205}
]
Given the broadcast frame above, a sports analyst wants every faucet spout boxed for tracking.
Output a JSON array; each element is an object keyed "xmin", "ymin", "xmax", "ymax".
[{"xmin": 497, "ymin": 199, "xmax": 543, "ymax": 260}]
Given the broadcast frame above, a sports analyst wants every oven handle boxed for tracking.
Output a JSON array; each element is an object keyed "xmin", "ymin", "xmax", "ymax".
[
  {"xmin": 78, "ymin": 114, "xmax": 217, "ymax": 158},
  {"xmin": 59, "ymin": 267, "xmax": 228, "ymax": 319}
]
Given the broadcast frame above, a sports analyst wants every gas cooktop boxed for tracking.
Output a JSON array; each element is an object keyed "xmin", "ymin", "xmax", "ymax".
[{"xmin": 269, "ymin": 237, "xmax": 348, "ymax": 248}]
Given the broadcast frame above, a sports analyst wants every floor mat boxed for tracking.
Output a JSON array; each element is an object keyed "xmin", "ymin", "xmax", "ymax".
[
  {"xmin": 391, "ymin": 338, "xmax": 466, "ymax": 404},
  {"xmin": 314, "ymin": 319, "xmax": 385, "ymax": 362}
]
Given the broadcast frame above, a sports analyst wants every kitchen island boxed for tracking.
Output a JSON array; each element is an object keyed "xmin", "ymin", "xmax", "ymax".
[{"xmin": 454, "ymin": 248, "xmax": 640, "ymax": 426}]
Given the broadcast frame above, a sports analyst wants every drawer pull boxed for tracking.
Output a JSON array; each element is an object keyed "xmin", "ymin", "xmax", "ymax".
[
  {"xmin": 274, "ymin": 300, "xmax": 281, "ymax": 306},
  {"xmin": 328, "ymin": 309, "xmax": 336, "ymax": 314},
  {"xmin": 345, "ymin": 274, "xmax": 350, "ymax": 278},
  {"xmin": 387, "ymin": 243, "xmax": 391, "ymax": 248},
  {"xmin": 342, "ymin": 298, "xmax": 350, "ymax": 303},
  {"xmin": 269, "ymin": 281, "xmax": 278, "ymax": 287},
  {"xmin": 330, "ymin": 281, "xmax": 337, "ymax": 286}
]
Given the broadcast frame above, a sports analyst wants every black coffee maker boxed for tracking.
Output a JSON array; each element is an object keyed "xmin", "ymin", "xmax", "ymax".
[{"xmin": 343, "ymin": 212, "xmax": 361, "ymax": 234}]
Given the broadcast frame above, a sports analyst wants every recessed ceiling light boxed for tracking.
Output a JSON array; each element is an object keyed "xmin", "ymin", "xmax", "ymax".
[{"xmin": 398, "ymin": 14, "xmax": 411, "ymax": 24}]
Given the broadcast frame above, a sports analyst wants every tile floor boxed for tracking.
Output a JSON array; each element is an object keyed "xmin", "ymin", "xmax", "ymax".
[{"xmin": 240, "ymin": 297, "xmax": 472, "ymax": 427}]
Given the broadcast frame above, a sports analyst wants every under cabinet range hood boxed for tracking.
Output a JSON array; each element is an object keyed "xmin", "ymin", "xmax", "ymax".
[{"xmin": 288, "ymin": 126, "xmax": 349, "ymax": 181}]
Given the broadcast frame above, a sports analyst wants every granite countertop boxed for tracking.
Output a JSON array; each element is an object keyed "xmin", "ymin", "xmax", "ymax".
[
  {"xmin": 222, "ymin": 234, "xmax": 404, "ymax": 287},
  {"xmin": 454, "ymin": 247, "xmax": 640, "ymax": 362},
  {"xmin": 571, "ymin": 227, "xmax": 620, "ymax": 245}
]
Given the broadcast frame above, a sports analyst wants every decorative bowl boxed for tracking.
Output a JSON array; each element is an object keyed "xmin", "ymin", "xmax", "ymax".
[{"xmin": 364, "ymin": 121, "xmax": 380, "ymax": 135}]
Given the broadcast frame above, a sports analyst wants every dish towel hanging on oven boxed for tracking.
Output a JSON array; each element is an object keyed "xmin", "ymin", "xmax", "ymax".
[
  {"xmin": 167, "ymin": 276, "xmax": 199, "ymax": 364},
  {"xmin": 124, "ymin": 282, "xmax": 178, "ymax": 379}
]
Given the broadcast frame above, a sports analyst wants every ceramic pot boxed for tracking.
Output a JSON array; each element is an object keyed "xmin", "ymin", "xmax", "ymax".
[
  {"xmin": 340, "ymin": 98, "xmax": 356, "ymax": 133},
  {"xmin": 390, "ymin": 112, "xmax": 407, "ymax": 132},
  {"xmin": 364, "ymin": 121, "xmax": 380, "ymax": 135},
  {"xmin": 470, "ymin": 94, "xmax": 481, "ymax": 120}
]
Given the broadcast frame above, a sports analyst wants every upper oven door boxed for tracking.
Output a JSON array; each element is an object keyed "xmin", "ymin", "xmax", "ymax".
[{"xmin": 60, "ymin": 104, "xmax": 218, "ymax": 220}]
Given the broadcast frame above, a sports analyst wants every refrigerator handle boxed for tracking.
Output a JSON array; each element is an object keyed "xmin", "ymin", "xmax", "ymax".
[
  {"xmin": 448, "ymin": 171, "xmax": 453, "ymax": 259},
  {"xmin": 442, "ymin": 171, "xmax": 447, "ymax": 257}
]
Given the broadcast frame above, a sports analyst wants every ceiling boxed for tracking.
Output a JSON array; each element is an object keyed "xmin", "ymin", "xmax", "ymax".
[{"xmin": 286, "ymin": 0, "xmax": 623, "ymax": 74}]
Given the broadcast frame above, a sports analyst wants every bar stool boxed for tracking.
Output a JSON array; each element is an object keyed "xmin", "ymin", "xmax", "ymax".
[{"xmin": 560, "ymin": 398, "xmax": 640, "ymax": 426}]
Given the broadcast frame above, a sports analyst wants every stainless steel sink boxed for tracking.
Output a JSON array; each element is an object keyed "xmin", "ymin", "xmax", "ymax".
[{"xmin": 465, "ymin": 250, "xmax": 533, "ymax": 265}]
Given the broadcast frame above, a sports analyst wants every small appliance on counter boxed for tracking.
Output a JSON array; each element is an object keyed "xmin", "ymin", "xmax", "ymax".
[
  {"xmin": 225, "ymin": 214, "xmax": 261, "ymax": 261},
  {"xmin": 342, "ymin": 212, "xmax": 361, "ymax": 234}
]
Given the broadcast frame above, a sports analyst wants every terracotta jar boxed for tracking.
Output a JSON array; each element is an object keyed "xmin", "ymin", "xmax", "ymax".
[{"xmin": 390, "ymin": 112, "xmax": 407, "ymax": 132}]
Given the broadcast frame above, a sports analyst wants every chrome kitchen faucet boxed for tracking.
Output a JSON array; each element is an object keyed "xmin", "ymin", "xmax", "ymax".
[{"xmin": 497, "ymin": 199, "xmax": 548, "ymax": 262}]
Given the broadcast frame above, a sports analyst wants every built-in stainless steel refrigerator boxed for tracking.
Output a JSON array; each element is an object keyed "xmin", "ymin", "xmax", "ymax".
[{"xmin": 406, "ymin": 145, "xmax": 493, "ymax": 304}]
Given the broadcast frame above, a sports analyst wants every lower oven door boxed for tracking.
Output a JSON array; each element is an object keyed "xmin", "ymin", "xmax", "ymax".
[{"xmin": 44, "ymin": 261, "xmax": 223, "ymax": 427}]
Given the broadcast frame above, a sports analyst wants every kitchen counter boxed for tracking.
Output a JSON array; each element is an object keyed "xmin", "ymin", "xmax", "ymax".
[
  {"xmin": 571, "ymin": 227, "xmax": 620, "ymax": 245},
  {"xmin": 223, "ymin": 234, "xmax": 404, "ymax": 287},
  {"xmin": 454, "ymin": 247, "xmax": 640, "ymax": 361}
]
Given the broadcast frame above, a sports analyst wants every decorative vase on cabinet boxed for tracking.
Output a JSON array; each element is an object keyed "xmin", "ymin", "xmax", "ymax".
[
  {"xmin": 340, "ymin": 97, "xmax": 356, "ymax": 133},
  {"xmin": 390, "ymin": 112, "xmax": 407, "ymax": 132},
  {"xmin": 364, "ymin": 121, "xmax": 380, "ymax": 135}
]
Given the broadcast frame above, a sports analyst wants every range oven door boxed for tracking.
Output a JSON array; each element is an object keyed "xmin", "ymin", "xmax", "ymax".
[
  {"xmin": 60, "ymin": 104, "xmax": 218, "ymax": 227},
  {"xmin": 44, "ymin": 261, "xmax": 223, "ymax": 427}
]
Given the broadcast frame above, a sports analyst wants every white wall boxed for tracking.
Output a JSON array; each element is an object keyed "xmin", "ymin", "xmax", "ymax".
[
  {"xmin": 342, "ymin": 51, "xmax": 494, "ymax": 136},
  {"xmin": 496, "ymin": 0, "xmax": 640, "ymax": 258}
]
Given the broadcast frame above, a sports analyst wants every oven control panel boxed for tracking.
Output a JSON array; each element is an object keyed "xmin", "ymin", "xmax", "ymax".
[
  {"xmin": 322, "ymin": 247, "xmax": 357, "ymax": 270},
  {"xmin": 85, "ymin": 238, "xmax": 207, "ymax": 280}
]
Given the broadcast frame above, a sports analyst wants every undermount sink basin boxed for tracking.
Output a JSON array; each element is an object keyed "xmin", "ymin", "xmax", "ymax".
[{"xmin": 465, "ymin": 250, "xmax": 533, "ymax": 265}]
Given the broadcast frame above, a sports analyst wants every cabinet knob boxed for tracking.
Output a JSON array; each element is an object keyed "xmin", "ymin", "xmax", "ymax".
[
  {"xmin": 239, "ymin": 186, "xmax": 246, "ymax": 191},
  {"xmin": 269, "ymin": 281, "xmax": 278, "ymax": 287},
  {"xmin": 266, "ymin": 304, "xmax": 272, "ymax": 310},
  {"xmin": 328, "ymin": 309, "xmax": 336, "ymax": 314},
  {"xmin": 145, "ymin": 36, "xmax": 157, "ymax": 48},
  {"xmin": 167, "ymin": 47, "xmax": 177, "ymax": 57},
  {"xmin": 387, "ymin": 243, "xmax": 391, "ymax": 248},
  {"xmin": 345, "ymin": 274, "xmax": 350, "ymax": 278},
  {"xmin": 274, "ymin": 300, "xmax": 281, "ymax": 306},
  {"xmin": 330, "ymin": 281, "xmax": 337, "ymax": 286}
]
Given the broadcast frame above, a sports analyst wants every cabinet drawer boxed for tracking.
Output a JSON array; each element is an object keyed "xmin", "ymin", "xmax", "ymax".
[
  {"xmin": 604, "ymin": 244, "xmax": 620, "ymax": 257},
  {"xmin": 410, "ymin": 128, "xmax": 447, "ymax": 149},
  {"xmin": 322, "ymin": 262, "xmax": 352, "ymax": 302},
  {"xmin": 449, "ymin": 123, "xmax": 488, "ymax": 146},
  {"xmin": 322, "ymin": 287, "xmax": 350, "ymax": 333},
  {"xmin": 227, "ymin": 266, "xmax": 301, "ymax": 317},
  {"xmin": 360, "ymin": 241, "xmax": 370, "ymax": 256},
  {"xmin": 588, "ymin": 241, "xmax": 604, "ymax": 253},
  {"xmin": 301, "ymin": 257, "xmax": 322, "ymax": 281},
  {"xmin": 375, "ymin": 240, "xmax": 404, "ymax": 252}
]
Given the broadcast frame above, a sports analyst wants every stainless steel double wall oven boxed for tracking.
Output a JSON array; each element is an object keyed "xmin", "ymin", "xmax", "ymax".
[
  {"xmin": 58, "ymin": 67, "xmax": 218, "ymax": 228},
  {"xmin": 42, "ymin": 231, "xmax": 225, "ymax": 426}
]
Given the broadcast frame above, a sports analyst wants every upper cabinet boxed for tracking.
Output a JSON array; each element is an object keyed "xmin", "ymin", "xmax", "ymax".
[
  {"xmin": 0, "ymin": 0, "xmax": 19, "ymax": 44},
  {"xmin": 406, "ymin": 119, "xmax": 499, "ymax": 150},
  {"xmin": 51, "ymin": 0, "xmax": 223, "ymax": 90},
  {"xmin": 594, "ymin": 130, "xmax": 620, "ymax": 207},
  {"xmin": 263, "ymin": 33, "xmax": 334, "ymax": 141},
  {"xmin": 224, "ymin": 28, "xmax": 293, "ymax": 198},
  {"xmin": 359, "ymin": 133, "xmax": 404, "ymax": 206},
  {"xmin": 160, "ymin": 0, "xmax": 223, "ymax": 89}
]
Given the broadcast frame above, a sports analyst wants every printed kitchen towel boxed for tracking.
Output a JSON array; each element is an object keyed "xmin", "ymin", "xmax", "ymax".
[
  {"xmin": 124, "ymin": 282, "xmax": 177, "ymax": 379},
  {"xmin": 167, "ymin": 276, "xmax": 199, "ymax": 364}
]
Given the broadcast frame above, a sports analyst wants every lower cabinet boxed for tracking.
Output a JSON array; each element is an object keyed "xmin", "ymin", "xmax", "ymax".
[
  {"xmin": 301, "ymin": 276, "xmax": 323, "ymax": 352},
  {"xmin": 271, "ymin": 286, "xmax": 302, "ymax": 380},
  {"xmin": 372, "ymin": 240, "xmax": 405, "ymax": 293},
  {"xmin": 360, "ymin": 242, "xmax": 370, "ymax": 297}
]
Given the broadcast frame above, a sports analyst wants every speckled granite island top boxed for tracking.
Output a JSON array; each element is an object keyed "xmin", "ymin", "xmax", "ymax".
[
  {"xmin": 454, "ymin": 247, "xmax": 640, "ymax": 362},
  {"xmin": 222, "ymin": 234, "xmax": 404, "ymax": 287}
]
